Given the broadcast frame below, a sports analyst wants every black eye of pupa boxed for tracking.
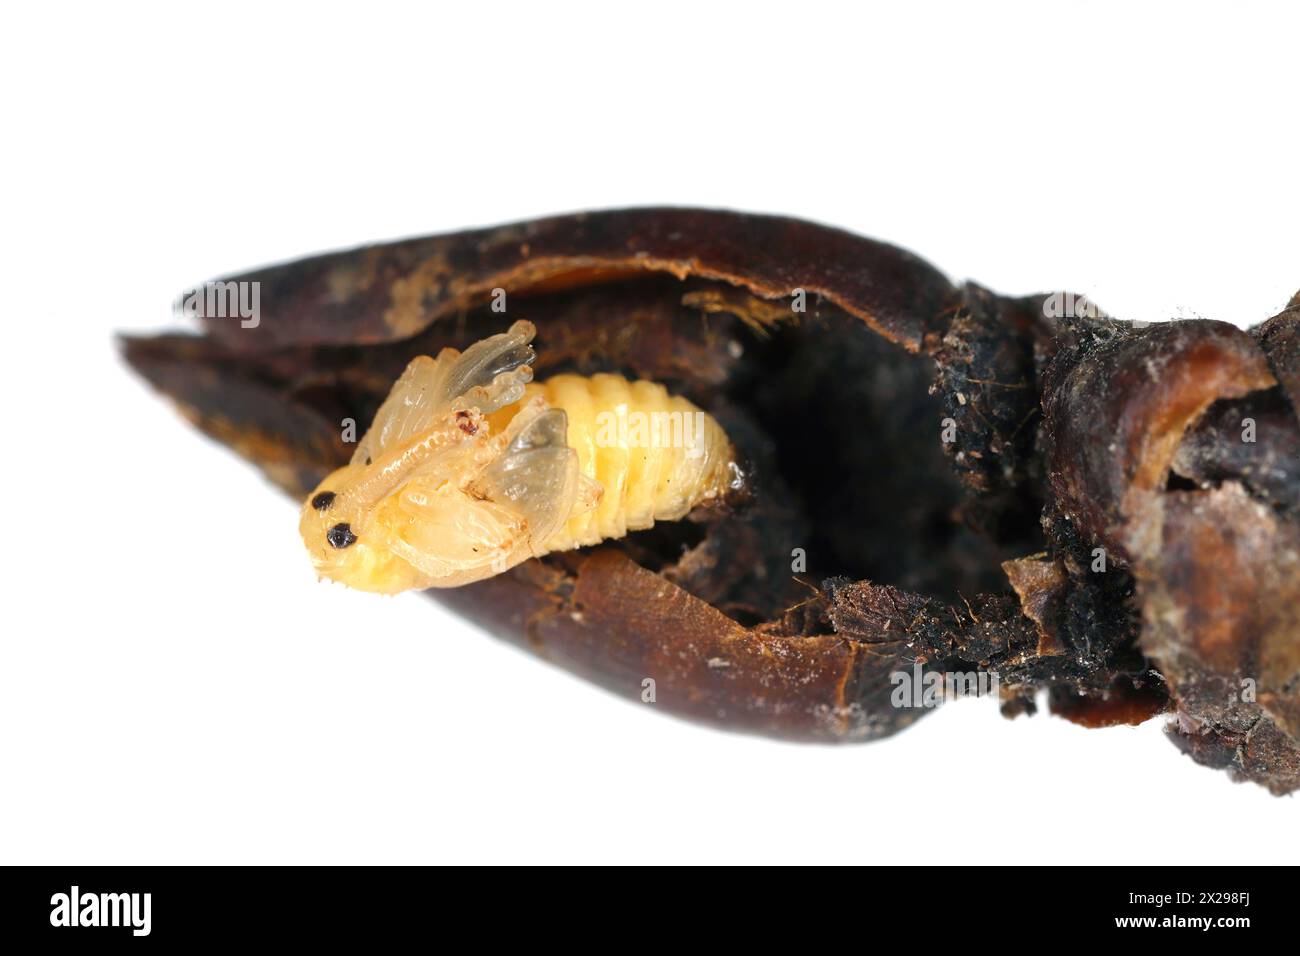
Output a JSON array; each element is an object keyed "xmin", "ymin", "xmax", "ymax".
[
  {"xmin": 327, "ymin": 523, "xmax": 357, "ymax": 549},
  {"xmin": 311, "ymin": 491, "xmax": 336, "ymax": 511}
]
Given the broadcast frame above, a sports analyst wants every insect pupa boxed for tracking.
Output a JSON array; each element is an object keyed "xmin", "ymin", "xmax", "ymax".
[{"xmin": 299, "ymin": 321, "xmax": 737, "ymax": 593}]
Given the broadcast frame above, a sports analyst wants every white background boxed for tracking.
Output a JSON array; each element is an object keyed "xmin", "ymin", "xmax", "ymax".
[{"xmin": 3, "ymin": 2, "xmax": 1297, "ymax": 864}]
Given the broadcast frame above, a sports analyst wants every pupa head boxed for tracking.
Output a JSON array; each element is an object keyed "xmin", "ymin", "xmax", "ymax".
[
  {"xmin": 298, "ymin": 443, "xmax": 538, "ymax": 593},
  {"xmin": 300, "ymin": 473, "xmax": 418, "ymax": 594}
]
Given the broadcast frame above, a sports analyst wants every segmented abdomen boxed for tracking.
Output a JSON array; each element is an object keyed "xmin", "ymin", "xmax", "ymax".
[{"xmin": 524, "ymin": 373, "xmax": 733, "ymax": 552}]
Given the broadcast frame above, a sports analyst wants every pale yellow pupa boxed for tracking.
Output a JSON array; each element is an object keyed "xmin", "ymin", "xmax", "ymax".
[{"xmin": 300, "ymin": 321, "xmax": 736, "ymax": 593}]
